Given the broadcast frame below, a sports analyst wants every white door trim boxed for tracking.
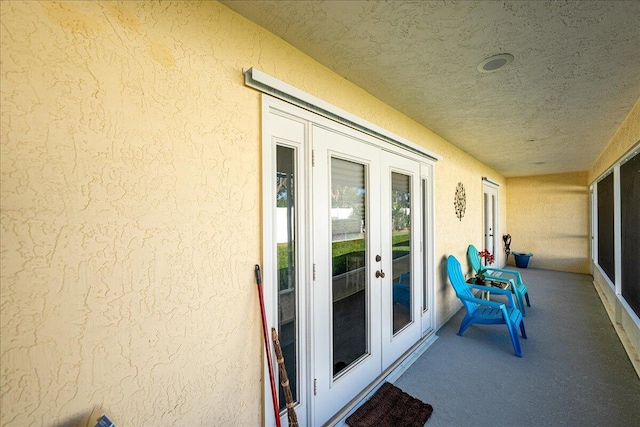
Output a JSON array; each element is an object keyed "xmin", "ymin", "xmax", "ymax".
[
  {"xmin": 482, "ymin": 180, "xmax": 500, "ymax": 265},
  {"xmin": 420, "ymin": 163, "xmax": 436, "ymax": 335},
  {"xmin": 261, "ymin": 100, "xmax": 313, "ymax": 427}
]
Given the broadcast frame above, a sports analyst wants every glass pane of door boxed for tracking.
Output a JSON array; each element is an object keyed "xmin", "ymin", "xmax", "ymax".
[
  {"xmin": 331, "ymin": 157, "xmax": 367, "ymax": 376},
  {"xmin": 483, "ymin": 192, "xmax": 492, "ymax": 253},
  {"xmin": 276, "ymin": 146, "xmax": 298, "ymax": 408},
  {"xmin": 391, "ymin": 172, "xmax": 411, "ymax": 334},
  {"xmin": 483, "ymin": 183, "xmax": 499, "ymax": 260},
  {"xmin": 422, "ymin": 178, "xmax": 428, "ymax": 314}
]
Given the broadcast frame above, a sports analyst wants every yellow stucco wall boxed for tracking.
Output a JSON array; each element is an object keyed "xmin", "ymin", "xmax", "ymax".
[
  {"xmin": 589, "ymin": 98, "xmax": 640, "ymax": 183},
  {"xmin": 506, "ymin": 172, "xmax": 590, "ymax": 273},
  {"xmin": 1, "ymin": 2, "xmax": 266, "ymax": 426},
  {"xmin": 433, "ymin": 156, "xmax": 507, "ymax": 318},
  {"xmin": 1, "ymin": 2, "xmax": 505, "ymax": 425},
  {"xmin": 504, "ymin": 99, "xmax": 639, "ymax": 276}
]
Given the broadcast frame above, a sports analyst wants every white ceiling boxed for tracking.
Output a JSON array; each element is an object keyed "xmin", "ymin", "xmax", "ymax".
[{"xmin": 222, "ymin": 0, "xmax": 640, "ymax": 177}]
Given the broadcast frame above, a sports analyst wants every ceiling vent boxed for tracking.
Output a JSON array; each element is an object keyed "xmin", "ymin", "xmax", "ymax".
[{"xmin": 477, "ymin": 53, "xmax": 514, "ymax": 73}]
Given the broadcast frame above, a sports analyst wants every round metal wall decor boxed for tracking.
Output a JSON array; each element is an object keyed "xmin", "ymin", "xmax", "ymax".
[{"xmin": 454, "ymin": 182, "xmax": 466, "ymax": 221}]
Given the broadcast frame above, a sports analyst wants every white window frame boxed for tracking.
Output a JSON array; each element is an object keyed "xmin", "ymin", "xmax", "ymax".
[
  {"xmin": 593, "ymin": 169, "xmax": 617, "ymax": 292},
  {"xmin": 591, "ymin": 142, "xmax": 640, "ymax": 328}
]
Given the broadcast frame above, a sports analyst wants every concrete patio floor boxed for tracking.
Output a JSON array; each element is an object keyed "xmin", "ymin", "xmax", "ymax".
[{"xmin": 391, "ymin": 267, "xmax": 640, "ymax": 426}]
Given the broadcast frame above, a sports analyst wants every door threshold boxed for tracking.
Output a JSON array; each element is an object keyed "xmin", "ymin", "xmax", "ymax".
[{"xmin": 325, "ymin": 332, "xmax": 438, "ymax": 427}]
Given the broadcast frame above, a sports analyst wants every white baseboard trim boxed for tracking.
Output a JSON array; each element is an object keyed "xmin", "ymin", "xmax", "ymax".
[{"xmin": 592, "ymin": 279, "xmax": 640, "ymax": 379}]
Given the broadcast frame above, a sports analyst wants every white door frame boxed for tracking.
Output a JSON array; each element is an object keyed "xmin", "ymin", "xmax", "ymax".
[
  {"xmin": 482, "ymin": 179, "xmax": 500, "ymax": 265},
  {"xmin": 261, "ymin": 95, "xmax": 437, "ymax": 426},
  {"xmin": 420, "ymin": 164, "xmax": 436, "ymax": 335},
  {"xmin": 261, "ymin": 102, "xmax": 313, "ymax": 427}
]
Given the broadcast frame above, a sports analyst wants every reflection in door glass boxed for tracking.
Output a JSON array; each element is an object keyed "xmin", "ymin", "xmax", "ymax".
[
  {"xmin": 276, "ymin": 146, "xmax": 297, "ymax": 409},
  {"xmin": 331, "ymin": 158, "xmax": 367, "ymax": 377},
  {"xmin": 391, "ymin": 172, "xmax": 411, "ymax": 334},
  {"xmin": 422, "ymin": 179, "xmax": 428, "ymax": 312}
]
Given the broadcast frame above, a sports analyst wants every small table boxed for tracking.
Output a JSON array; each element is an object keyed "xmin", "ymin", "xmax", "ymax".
[{"xmin": 467, "ymin": 277, "xmax": 511, "ymax": 300}]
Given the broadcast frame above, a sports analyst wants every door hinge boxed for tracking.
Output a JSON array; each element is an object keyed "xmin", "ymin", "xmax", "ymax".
[
  {"xmin": 312, "ymin": 149, "xmax": 315, "ymax": 167},
  {"xmin": 313, "ymin": 263, "xmax": 316, "ymax": 281},
  {"xmin": 314, "ymin": 379, "xmax": 317, "ymax": 395}
]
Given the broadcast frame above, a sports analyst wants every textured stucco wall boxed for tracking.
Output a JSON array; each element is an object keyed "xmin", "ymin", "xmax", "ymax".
[
  {"xmin": 433, "ymin": 154, "xmax": 506, "ymax": 324},
  {"xmin": 506, "ymin": 173, "xmax": 590, "ymax": 274},
  {"xmin": 589, "ymin": 98, "xmax": 640, "ymax": 183},
  {"xmin": 1, "ymin": 1, "xmax": 505, "ymax": 425},
  {"xmin": 1, "ymin": 2, "xmax": 264, "ymax": 425}
]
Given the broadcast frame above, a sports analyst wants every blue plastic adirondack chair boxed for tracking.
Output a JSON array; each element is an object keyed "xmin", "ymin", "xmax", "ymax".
[
  {"xmin": 447, "ymin": 255, "xmax": 527, "ymax": 357},
  {"xmin": 392, "ymin": 273, "xmax": 411, "ymax": 310},
  {"xmin": 468, "ymin": 244, "xmax": 531, "ymax": 316}
]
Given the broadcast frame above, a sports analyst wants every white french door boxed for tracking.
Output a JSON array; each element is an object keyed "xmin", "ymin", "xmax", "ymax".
[
  {"xmin": 312, "ymin": 125, "xmax": 422, "ymax": 425},
  {"xmin": 483, "ymin": 181, "xmax": 499, "ymax": 261},
  {"xmin": 262, "ymin": 96, "xmax": 435, "ymax": 427},
  {"xmin": 380, "ymin": 150, "xmax": 422, "ymax": 367}
]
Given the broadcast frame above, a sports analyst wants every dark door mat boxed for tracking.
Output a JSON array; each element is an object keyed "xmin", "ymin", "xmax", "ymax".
[{"xmin": 346, "ymin": 382, "xmax": 433, "ymax": 427}]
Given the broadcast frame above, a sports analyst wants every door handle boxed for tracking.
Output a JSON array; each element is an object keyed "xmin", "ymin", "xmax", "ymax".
[{"xmin": 375, "ymin": 270, "xmax": 385, "ymax": 278}]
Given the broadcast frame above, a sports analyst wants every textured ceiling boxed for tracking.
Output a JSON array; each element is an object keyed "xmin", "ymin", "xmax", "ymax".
[{"xmin": 222, "ymin": 1, "xmax": 640, "ymax": 177}]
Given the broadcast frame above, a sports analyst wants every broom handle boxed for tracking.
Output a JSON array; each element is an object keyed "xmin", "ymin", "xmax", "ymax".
[{"xmin": 255, "ymin": 265, "xmax": 282, "ymax": 427}]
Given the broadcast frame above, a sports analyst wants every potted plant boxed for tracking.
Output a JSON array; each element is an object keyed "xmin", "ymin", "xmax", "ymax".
[
  {"xmin": 474, "ymin": 249, "xmax": 495, "ymax": 285},
  {"xmin": 512, "ymin": 251, "xmax": 533, "ymax": 268}
]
